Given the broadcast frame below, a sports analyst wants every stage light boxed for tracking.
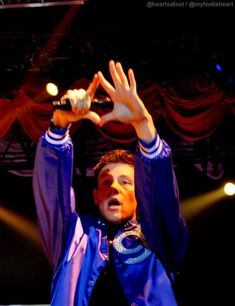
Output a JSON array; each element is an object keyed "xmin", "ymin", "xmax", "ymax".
[
  {"xmin": 46, "ymin": 82, "xmax": 58, "ymax": 96},
  {"xmin": 182, "ymin": 188, "xmax": 224, "ymax": 220},
  {"xmin": 182, "ymin": 182, "xmax": 235, "ymax": 220},
  {"xmin": 0, "ymin": 204, "xmax": 40, "ymax": 247},
  {"xmin": 224, "ymin": 182, "xmax": 235, "ymax": 196},
  {"xmin": 215, "ymin": 63, "xmax": 223, "ymax": 72}
]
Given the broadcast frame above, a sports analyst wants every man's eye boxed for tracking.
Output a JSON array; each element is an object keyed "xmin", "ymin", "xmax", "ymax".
[
  {"xmin": 121, "ymin": 179, "xmax": 131, "ymax": 185},
  {"xmin": 101, "ymin": 179, "xmax": 111, "ymax": 186}
]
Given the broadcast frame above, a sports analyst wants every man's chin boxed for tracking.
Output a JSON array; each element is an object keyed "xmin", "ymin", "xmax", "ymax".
[
  {"xmin": 103, "ymin": 214, "xmax": 130, "ymax": 225},
  {"xmin": 104, "ymin": 217, "xmax": 122, "ymax": 224}
]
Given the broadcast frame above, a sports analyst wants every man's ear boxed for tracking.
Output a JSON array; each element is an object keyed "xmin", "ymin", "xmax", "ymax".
[{"xmin": 93, "ymin": 188, "xmax": 99, "ymax": 206}]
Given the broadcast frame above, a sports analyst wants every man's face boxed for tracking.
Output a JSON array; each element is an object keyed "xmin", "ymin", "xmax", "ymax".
[{"xmin": 93, "ymin": 162, "xmax": 137, "ymax": 224}]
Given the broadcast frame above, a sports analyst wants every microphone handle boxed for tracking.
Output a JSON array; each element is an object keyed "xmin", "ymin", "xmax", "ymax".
[
  {"xmin": 52, "ymin": 99, "xmax": 112, "ymax": 111},
  {"xmin": 52, "ymin": 99, "xmax": 72, "ymax": 111}
]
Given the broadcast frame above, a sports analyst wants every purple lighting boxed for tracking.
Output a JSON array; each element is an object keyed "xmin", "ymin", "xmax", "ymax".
[{"xmin": 215, "ymin": 64, "xmax": 223, "ymax": 72}]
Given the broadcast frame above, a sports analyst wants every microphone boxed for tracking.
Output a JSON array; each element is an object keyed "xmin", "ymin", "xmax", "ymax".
[
  {"xmin": 52, "ymin": 98, "xmax": 112, "ymax": 110},
  {"xmin": 52, "ymin": 99, "xmax": 72, "ymax": 111}
]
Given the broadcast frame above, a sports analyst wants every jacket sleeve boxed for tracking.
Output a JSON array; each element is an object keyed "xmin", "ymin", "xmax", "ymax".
[
  {"xmin": 32, "ymin": 125, "xmax": 78, "ymax": 268},
  {"xmin": 135, "ymin": 133, "xmax": 188, "ymax": 273}
]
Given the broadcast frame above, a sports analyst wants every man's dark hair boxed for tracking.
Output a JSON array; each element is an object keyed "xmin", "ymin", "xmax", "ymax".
[{"xmin": 94, "ymin": 149, "xmax": 135, "ymax": 184}]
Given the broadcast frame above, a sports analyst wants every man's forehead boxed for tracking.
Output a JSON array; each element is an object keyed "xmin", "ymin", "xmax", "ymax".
[{"xmin": 98, "ymin": 162, "xmax": 134, "ymax": 178}]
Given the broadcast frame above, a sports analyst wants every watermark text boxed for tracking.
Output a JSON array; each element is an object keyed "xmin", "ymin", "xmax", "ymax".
[{"xmin": 146, "ymin": 1, "xmax": 234, "ymax": 8}]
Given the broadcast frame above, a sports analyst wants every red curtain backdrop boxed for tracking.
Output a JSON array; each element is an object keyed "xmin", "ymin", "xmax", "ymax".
[
  {"xmin": 0, "ymin": 76, "xmax": 234, "ymax": 143},
  {"xmin": 0, "ymin": 90, "xmax": 52, "ymax": 143},
  {"xmin": 154, "ymin": 79, "xmax": 226, "ymax": 141}
]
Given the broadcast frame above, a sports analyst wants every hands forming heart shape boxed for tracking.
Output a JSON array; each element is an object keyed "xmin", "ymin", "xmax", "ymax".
[{"xmin": 53, "ymin": 60, "xmax": 156, "ymax": 144}]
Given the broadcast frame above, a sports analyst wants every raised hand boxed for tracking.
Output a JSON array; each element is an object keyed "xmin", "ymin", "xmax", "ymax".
[
  {"xmin": 53, "ymin": 74, "xmax": 101, "ymax": 128},
  {"xmin": 98, "ymin": 60, "xmax": 156, "ymax": 143}
]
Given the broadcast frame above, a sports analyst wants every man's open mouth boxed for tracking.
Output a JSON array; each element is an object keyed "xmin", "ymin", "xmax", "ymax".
[{"xmin": 108, "ymin": 199, "xmax": 121, "ymax": 207}]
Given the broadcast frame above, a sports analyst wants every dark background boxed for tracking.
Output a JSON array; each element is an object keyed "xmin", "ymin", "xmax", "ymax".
[{"xmin": 0, "ymin": 1, "xmax": 235, "ymax": 305}]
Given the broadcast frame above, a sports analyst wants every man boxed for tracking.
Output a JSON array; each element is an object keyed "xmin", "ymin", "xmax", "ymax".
[{"xmin": 33, "ymin": 60, "xmax": 188, "ymax": 305}]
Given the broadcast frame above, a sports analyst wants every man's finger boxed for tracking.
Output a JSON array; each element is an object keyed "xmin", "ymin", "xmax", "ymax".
[
  {"xmin": 116, "ymin": 62, "xmax": 129, "ymax": 88},
  {"xmin": 83, "ymin": 111, "xmax": 101, "ymax": 125},
  {"xmin": 109, "ymin": 60, "xmax": 121, "ymax": 89},
  {"xmin": 98, "ymin": 71, "xmax": 115, "ymax": 97},
  {"xmin": 86, "ymin": 74, "xmax": 99, "ymax": 99},
  {"xmin": 128, "ymin": 68, "xmax": 137, "ymax": 91},
  {"xmin": 99, "ymin": 111, "xmax": 116, "ymax": 127}
]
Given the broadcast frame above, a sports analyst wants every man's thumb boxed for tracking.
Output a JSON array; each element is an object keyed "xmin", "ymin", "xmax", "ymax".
[{"xmin": 99, "ymin": 112, "xmax": 116, "ymax": 127}]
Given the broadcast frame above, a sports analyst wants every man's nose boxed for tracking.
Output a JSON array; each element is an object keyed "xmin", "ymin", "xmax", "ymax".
[{"xmin": 109, "ymin": 180, "xmax": 119, "ymax": 194}]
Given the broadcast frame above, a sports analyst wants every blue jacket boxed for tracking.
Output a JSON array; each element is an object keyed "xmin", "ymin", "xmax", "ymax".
[{"xmin": 33, "ymin": 127, "xmax": 188, "ymax": 306}]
